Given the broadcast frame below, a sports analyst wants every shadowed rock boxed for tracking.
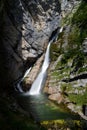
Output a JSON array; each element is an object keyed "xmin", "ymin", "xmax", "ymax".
[{"xmin": 0, "ymin": 0, "xmax": 61, "ymax": 86}]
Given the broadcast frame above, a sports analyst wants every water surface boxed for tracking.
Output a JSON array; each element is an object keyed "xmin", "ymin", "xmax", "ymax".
[{"xmin": 17, "ymin": 93, "xmax": 80, "ymax": 122}]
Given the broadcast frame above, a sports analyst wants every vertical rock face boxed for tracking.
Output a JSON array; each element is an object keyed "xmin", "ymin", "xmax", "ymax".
[
  {"xmin": 5, "ymin": 0, "xmax": 61, "ymax": 59},
  {"xmin": 0, "ymin": 0, "xmax": 61, "ymax": 87},
  {"xmin": 45, "ymin": 0, "xmax": 87, "ymax": 120},
  {"xmin": 61, "ymin": 0, "xmax": 80, "ymax": 17},
  {"xmin": 0, "ymin": 0, "xmax": 81, "ymax": 87}
]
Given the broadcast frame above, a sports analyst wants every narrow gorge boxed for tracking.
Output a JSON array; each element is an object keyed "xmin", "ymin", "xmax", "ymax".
[{"xmin": 0, "ymin": 0, "xmax": 87, "ymax": 129}]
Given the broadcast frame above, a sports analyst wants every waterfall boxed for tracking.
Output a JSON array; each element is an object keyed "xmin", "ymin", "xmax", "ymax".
[
  {"xmin": 59, "ymin": 26, "xmax": 63, "ymax": 33},
  {"xmin": 27, "ymin": 27, "xmax": 63, "ymax": 95},
  {"xmin": 16, "ymin": 38, "xmax": 52, "ymax": 94},
  {"xmin": 28, "ymin": 36, "xmax": 57, "ymax": 95},
  {"xmin": 16, "ymin": 27, "xmax": 63, "ymax": 94},
  {"xmin": 28, "ymin": 41, "xmax": 52, "ymax": 95},
  {"xmin": 16, "ymin": 67, "xmax": 31, "ymax": 92}
]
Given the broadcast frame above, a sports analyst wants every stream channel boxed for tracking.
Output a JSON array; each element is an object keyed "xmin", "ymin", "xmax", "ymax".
[{"xmin": 15, "ymin": 28, "xmax": 80, "ymax": 122}]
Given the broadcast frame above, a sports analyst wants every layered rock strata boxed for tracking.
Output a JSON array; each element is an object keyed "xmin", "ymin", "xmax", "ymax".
[
  {"xmin": 0, "ymin": 0, "xmax": 81, "ymax": 88},
  {"xmin": 44, "ymin": 0, "xmax": 87, "ymax": 120}
]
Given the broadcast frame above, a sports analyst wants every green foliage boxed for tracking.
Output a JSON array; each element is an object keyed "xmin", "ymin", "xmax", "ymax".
[
  {"xmin": 78, "ymin": 67, "xmax": 87, "ymax": 74},
  {"xmin": 62, "ymin": 0, "xmax": 87, "ymax": 68},
  {"xmin": 50, "ymin": 43, "xmax": 60, "ymax": 61},
  {"xmin": 72, "ymin": 1, "xmax": 87, "ymax": 42},
  {"xmin": 61, "ymin": 49, "xmax": 77, "ymax": 64},
  {"xmin": 68, "ymin": 92, "xmax": 87, "ymax": 105},
  {"xmin": 68, "ymin": 26, "xmax": 81, "ymax": 47},
  {"xmin": 49, "ymin": 0, "xmax": 87, "ymax": 123},
  {"xmin": 72, "ymin": 1, "xmax": 87, "ymax": 27}
]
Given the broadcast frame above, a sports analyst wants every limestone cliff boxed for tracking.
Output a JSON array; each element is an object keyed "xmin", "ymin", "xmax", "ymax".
[
  {"xmin": 0, "ymin": 0, "xmax": 79, "ymax": 88},
  {"xmin": 1, "ymin": 0, "xmax": 87, "ymax": 129},
  {"xmin": 0, "ymin": 0, "xmax": 61, "ymax": 87},
  {"xmin": 45, "ymin": 0, "xmax": 87, "ymax": 120}
]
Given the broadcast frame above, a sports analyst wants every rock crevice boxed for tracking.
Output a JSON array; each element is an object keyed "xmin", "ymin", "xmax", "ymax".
[{"xmin": 0, "ymin": 0, "xmax": 61, "ymax": 86}]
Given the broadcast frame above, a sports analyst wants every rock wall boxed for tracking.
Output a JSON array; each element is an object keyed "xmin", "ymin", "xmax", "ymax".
[
  {"xmin": 45, "ymin": 0, "xmax": 87, "ymax": 120},
  {"xmin": 0, "ymin": 0, "xmax": 81, "ymax": 88},
  {"xmin": 0, "ymin": 0, "xmax": 61, "ymax": 87}
]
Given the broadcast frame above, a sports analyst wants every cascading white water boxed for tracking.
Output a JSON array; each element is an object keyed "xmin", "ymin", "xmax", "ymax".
[
  {"xmin": 27, "ymin": 27, "xmax": 63, "ymax": 95},
  {"xmin": 16, "ymin": 67, "xmax": 31, "ymax": 92},
  {"xmin": 60, "ymin": 26, "xmax": 63, "ymax": 33},
  {"xmin": 16, "ymin": 39, "xmax": 52, "ymax": 94},
  {"xmin": 16, "ymin": 27, "xmax": 63, "ymax": 94},
  {"xmin": 28, "ymin": 39, "xmax": 54, "ymax": 95}
]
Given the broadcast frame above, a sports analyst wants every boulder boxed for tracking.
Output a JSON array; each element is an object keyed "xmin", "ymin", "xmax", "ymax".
[{"xmin": 48, "ymin": 93, "xmax": 64, "ymax": 103}]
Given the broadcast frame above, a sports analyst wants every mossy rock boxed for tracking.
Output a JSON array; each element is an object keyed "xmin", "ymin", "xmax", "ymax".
[
  {"xmin": 41, "ymin": 119, "xmax": 85, "ymax": 130},
  {"xmin": 49, "ymin": 0, "xmax": 87, "ymax": 120}
]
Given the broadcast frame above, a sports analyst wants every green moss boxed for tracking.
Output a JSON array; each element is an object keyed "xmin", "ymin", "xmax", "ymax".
[{"xmin": 41, "ymin": 120, "xmax": 83, "ymax": 130}]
